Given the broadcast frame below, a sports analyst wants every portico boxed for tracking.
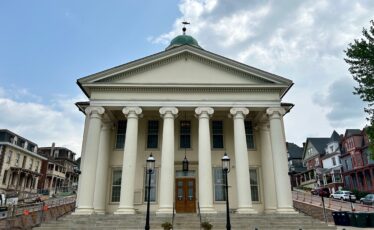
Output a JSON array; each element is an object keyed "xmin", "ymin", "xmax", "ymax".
[{"xmin": 74, "ymin": 32, "xmax": 296, "ymax": 215}]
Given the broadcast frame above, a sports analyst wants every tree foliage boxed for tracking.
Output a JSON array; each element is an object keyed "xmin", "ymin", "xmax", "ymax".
[{"xmin": 345, "ymin": 20, "xmax": 374, "ymax": 156}]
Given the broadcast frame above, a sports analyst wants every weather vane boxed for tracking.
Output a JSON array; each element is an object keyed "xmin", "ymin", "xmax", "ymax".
[{"xmin": 182, "ymin": 21, "xmax": 190, "ymax": 35}]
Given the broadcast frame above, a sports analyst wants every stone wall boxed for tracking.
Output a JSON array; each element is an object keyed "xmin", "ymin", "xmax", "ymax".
[
  {"xmin": 0, "ymin": 203, "xmax": 75, "ymax": 229},
  {"xmin": 294, "ymin": 200, "xmax": 334, "ymax": 223}
]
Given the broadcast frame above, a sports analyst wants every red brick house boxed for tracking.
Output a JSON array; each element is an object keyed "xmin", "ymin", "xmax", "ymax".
[{"xmin": 341, "ymin": 129, "xmax": 374, "ymax": 193}]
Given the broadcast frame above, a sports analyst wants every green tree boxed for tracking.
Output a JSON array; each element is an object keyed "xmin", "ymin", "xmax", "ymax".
[{"xmin": 345, "ymin": 20, "xmax": 374, "ymax": 157}]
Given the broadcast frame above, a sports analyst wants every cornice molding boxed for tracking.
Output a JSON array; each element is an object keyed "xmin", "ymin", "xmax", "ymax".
[
  {"xmin": 90, "ymin": 100, "xmax": 281, "ymax": 108},
  {"xmin": 89, "ymin": 86, "xmax": 282, "ymax": 94}
]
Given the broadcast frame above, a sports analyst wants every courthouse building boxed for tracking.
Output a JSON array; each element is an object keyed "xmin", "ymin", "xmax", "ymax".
[{"xmin": 74, "ymin": 31, "xmax": 295, "ymax": 215}]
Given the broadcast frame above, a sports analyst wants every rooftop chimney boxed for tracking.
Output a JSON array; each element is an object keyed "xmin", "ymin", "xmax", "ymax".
[{"xmin": 50, "ymin": 142, "xmax": 55, "ymax": 157}]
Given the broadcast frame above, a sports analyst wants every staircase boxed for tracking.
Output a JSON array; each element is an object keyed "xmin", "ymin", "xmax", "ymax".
[{"xmin": 33, "ymin": 212, "xmax": 336, "ymax": 230}]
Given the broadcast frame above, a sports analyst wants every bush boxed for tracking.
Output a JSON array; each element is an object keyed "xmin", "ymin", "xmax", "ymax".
[
  {"xmin": 350, "ymin": 189, "xmax": 369, "ymax": 200},
  {"xmin": 161, "ymin": 222, "xmax": 173, "ymax": 230},
  {"xmin": 201, "ymin": 221, "xmax": 213, "ymax": 230}
]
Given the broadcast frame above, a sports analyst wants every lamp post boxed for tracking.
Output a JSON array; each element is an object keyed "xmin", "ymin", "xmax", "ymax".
[
  {"xmin": 145, "ymin": 153, "xmax": 155, "ymax": 230},
  {"xmin": 222, "ymin": 152, "xmax": 231, "ymax": 230}
]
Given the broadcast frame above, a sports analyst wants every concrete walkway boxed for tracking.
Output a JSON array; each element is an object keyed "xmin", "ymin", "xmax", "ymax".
[{"xmin": 336, "ymin": 226, "xmax": 374, "ymax": 230}]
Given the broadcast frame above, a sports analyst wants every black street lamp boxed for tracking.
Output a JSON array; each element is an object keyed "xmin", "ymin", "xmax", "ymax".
[
  {"xmin": 145, "ymin": 153, "xmax": 155, "ymax": 230},
  {"xmin": 222, "ymin": 152, "xmax": 231, "ymax": 230}
]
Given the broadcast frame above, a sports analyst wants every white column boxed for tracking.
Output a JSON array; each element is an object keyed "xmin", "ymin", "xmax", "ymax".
[
  {"xmin": 230, "ymin": 108, "xmax": 257, "ymax": 214},
  {"xmin": 157, "ymin": 107, "xmax": 178, "ymax": 214},
  {"xmin": 195, "ymin": 107, "xmax": 216, "ymax": 213},
  {"xmin": 93, "ymin": 118, "xmax": 112, "ymax": 214},
  {"xmin": 259, "ymin": 122, "xmax": 277, "ymax": 213},
  {"xmin": 76, "ymin": 111, "xmax": 90, "ymax": 208},
  {"xmin": 115, "ymin": 107, "xmax": 142, "ymax": 214},
  {"xmin": 266, "ymin": 108, "xmax": 296, "ymax": 213},
  {"xmin": 74, "ymin": 106, "xmax": 105, "ymax": 215}
]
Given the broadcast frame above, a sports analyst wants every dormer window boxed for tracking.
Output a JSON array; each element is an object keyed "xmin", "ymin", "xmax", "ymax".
[{"xmin": 12, "ymin": 136, "xmax": 17, "ymax": 145}]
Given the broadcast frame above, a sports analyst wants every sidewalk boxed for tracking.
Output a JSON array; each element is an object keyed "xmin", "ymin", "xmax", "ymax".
[{"xmin": 335, "ymin": 226, "xmax": 374, "ymax": 230}]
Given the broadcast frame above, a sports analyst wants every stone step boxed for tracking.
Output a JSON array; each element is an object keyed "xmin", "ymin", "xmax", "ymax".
[{"xmin": 33, "ymin": 212, "xmax": 336, "ymax": 230}]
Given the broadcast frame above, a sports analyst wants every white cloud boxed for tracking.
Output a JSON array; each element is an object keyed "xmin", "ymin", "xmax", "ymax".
[
  {"xmin": 151, "ymin": 0, "xmax": 373, "ymax": 144},
  {"xmin": 0, "ymin": 87, "xmax": 85, "ymax": 156}
]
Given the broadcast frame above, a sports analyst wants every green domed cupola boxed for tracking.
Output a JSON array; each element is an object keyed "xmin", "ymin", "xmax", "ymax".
[{"xmin": 165, "ymin": 22, "xmax": 202, "ymax": 50}]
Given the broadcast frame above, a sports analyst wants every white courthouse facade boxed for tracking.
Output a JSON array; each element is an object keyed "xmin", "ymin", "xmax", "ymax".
[{"xmin": 74, "ymin": 34, "xmax": 296, "ymax": 215}]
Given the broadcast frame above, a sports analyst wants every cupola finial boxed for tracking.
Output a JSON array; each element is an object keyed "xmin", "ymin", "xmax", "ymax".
[{"xmin": 182, "ymin": 21, "xmax": 190, "ymax": 35}]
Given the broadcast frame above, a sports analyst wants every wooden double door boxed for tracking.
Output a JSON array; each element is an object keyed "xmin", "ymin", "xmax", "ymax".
[{"xmin": 175, "ymin": 178, "xmax": 196, "ymax": 213}]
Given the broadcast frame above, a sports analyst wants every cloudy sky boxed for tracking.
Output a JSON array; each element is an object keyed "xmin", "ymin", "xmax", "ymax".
[{"xmin": 0, "ymin": 0, "xmax": 372, "ymax": 155}]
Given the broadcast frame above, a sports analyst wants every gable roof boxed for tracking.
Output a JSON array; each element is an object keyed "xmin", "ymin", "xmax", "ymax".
[
  {"xmin": 302, "ymin": 137, "xmax": 330, "ymax": 161},
  {"xmin": 345, "ymin": 129, "xmax": 361, "ymax": 137},
  {"xmin": 330, "ymin": 130, "xmax": 341, "ymax": 142},
  {"xmin": 77, "ymin": 45, "xmax": 293, "ymax": 98},
  {"xmin": 308, "ymin": 138, "xmax": 330, "ymax": 154}
]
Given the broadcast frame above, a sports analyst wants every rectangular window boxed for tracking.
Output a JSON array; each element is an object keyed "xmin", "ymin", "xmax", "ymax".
[
  {"xmin": 15, "ymin": 153, "xmax": 20, "ymax": 166},
  {"xmin": 2, "ymin": 170, "xmax": 7, "ymax": 184},
  {"xmin": 212, "ymin": 121, "xmax": 224, "ymax": 149},
  {"xmin": 6, "ymin": 151, "xmax": 12, "ymax": 164},
  {"xmin": 35, "ymin": 161, "xmax": 39, "ymax": 172},
  {"xmin": 29, "ymin": 159, "xmax": 33, "ymax": 170},
  {"xmin": 249, "ymin": 168, "xmax": 260, "ymax": 202},
  {"xmin": 332, "ymin": 157, "xmax": 336, "ymax": 166},
  {"xmin": 180, "ymin": 121, "xmax": 191, "ymax": 148},
  {"xmin": 22, "ymin": 156, "xmax": 27, "ymax": 168},
  {"xmin": 147, "ymin": 120, "xmax": 159, "ymax": 149},
  {"xmin": 111, "ymin": 169, "xmax": 122, "ymax": 202},
  {"xmin": 144, "ymin": 169, "xmax": 157, "ymax": 202},
  {"xmin": 244, "ymin": 121, "xmax": 255, "ymax": 149},
  {"xmin": 115, "ymin": 120, "xmax": 127, "ymax": 149},
  {"xmin": 213, "ymin": 168, "xmax": 226, "ymax": 201}
]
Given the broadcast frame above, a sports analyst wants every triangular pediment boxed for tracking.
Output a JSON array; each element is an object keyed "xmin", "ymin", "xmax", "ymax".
[{"xmin": 78, "ymin": 45, "xmax": 292, "ymax": 97}]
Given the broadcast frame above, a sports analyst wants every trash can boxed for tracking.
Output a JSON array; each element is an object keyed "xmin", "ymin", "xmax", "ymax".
[
  {"xmin": 340, "ymin": 211, "xmax": 350, "ymax": 226},
  {"xmin": 348, "ymin": 212, "xmax": 356, "ymax": 227},
  {"xmin": 368, "ymin": 213, "xmax": 374, "ymax": 227},
  {"xmin": 354, "ymin": 212, "xmax": 369, "ymax": 228},
  {"xmin": 332, "ymin": 211, "xmax": 341, "ymax": 225}
]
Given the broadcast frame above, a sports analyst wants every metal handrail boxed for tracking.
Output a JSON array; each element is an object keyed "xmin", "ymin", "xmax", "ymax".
[
  {"xmin": 172, "ymin": 202, "xmax": 175, "ymax": 228},
  {"xmin": 197, "ymin": 201, "xmax": 202, "ymax": 230}
]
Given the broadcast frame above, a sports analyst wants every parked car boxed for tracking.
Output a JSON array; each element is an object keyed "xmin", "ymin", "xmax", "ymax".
[
  {"xmin": 359, "ymin": 194, "xmax": 374, "ymax": 205},
  {"xmin": 311, "ymin": 188, "xmax": 330, "ymax": 197},
  {"xmin": 330, "ymin": 190, "xmax": 356, "ymax": 202}
]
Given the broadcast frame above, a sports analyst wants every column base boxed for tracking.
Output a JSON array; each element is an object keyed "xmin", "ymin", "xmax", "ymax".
[
  {"xmin": 236, "ymin": 207, "xmax": 258, "ymax": 214},
  {"xmin": 264, "ymin": 208, "xmax": 277, "ymax": 214},
  {"xmin": 73, "ymin": 207, "xmax": 94, "ymax": 215},
  {"xmin": 94, "ymin": 209, "xmax": 106, "ymax": 215},
  {"xmin": 199, "ymin": 206, "xmax": 217, "ymax": 214},
  {"xmin": 114, "ymin": 207, "xmax": 136, "ymax": 215},
  {"xmin": 156, "ymin": 207, "xmax": 173, "ymax": 215},
  {"xmin": 276, "ymin": 207, "xmax": 298, "ymax": 214}
]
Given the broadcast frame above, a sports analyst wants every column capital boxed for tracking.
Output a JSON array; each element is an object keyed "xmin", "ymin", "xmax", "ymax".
[
  {"xmin": 159, "ymin": 107, "xmax": 178, "ymax": 119},
  {"xmin": 85, "ymin": 106, "xmax": 105, "ymax": 118},
  {"xmin": 266, "ymin": 107, "xmax": 285, "ymax": 118},
  {"xmin": 195, "ymin": 107, "xmax": 214, "ymax": 118},
  {"xmin": 230, "ymin": 107, "xmax": 249, "ymax": 119},
  {"xmin": 122, "ymin": 107, "xmax": 142, "ymax": 119}
]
